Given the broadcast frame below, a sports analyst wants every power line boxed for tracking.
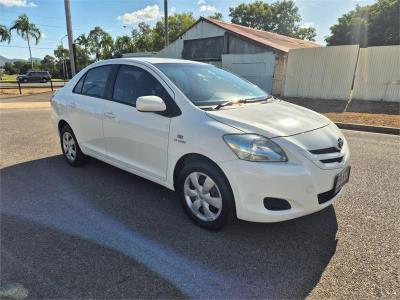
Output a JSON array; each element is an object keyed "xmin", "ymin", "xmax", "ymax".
[{"xmin": 0, "ymin": 45, "xmax": 57, "ymax": 50}]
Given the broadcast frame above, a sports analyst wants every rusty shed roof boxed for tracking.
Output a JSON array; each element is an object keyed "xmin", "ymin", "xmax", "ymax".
[{"xmin": 202, "ymin": 17, "xmax": 320, "ymax": 53}]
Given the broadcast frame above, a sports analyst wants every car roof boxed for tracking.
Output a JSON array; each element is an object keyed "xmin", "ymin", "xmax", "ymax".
[{"xmin": 96, "ymin": 57, "xmax": 207, "ymax": 66}]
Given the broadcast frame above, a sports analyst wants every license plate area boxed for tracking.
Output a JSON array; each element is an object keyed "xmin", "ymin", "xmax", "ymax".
[{"xmin": 334, "ymin": 166, "xmax": 351, "ymax": 194}]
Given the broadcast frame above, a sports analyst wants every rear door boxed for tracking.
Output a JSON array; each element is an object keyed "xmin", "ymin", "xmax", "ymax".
[
  {"xmin": 102, "ymin": 64, "xmax": 174, "ymax": 180},
  {"xmin": 67, "ymin": 64, "xmax": 114, "ymax": 157}
]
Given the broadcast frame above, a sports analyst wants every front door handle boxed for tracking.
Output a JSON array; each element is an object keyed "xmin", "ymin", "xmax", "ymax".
[{"xmin": 104, "ymin": 112, "xmax": 116, "ymax": 119}]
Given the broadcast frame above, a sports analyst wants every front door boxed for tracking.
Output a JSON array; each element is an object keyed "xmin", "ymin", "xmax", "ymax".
[{"xmin": 102, "ymin": 64, "xmax": 172, "ymax": 180}]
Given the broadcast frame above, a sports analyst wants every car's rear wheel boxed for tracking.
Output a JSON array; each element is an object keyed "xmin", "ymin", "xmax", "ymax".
[
  {"xmin": 41, "ymin": 78, "xmax": 48, "ymax": 83},
  {"xmin": 177, "ymin": 159, "xmax": 235, "ymax": 230},
  {"xmin": 60, "ymin": 125, "xmax": 86, "ymax": 166}
]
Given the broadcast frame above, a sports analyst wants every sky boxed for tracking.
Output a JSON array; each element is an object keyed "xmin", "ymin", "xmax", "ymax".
[{"xmin": 0, "ymin": 0, "xmax": 376, "ymax": 60}]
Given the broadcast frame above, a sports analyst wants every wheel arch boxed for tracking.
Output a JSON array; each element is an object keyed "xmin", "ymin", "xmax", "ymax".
[
  {"xmin": 58, "ymin": 119, "xmax": 70, "ymax": 134},
  {"xmin": 172, "ymin": 153, "xmax": 232, "ymax": 192},
  {"xmin": 172, "ymin": 152, "xmax": 237, "ymax": 218}
]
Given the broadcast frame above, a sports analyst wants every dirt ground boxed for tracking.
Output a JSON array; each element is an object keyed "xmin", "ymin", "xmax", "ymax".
[
  {"xmin": 0, "ymin": 88, "xmax": 58, "ymax": 97},
  {"xmin": 324, "ymin": 112, "xmax": 400, "ymax": 128}
]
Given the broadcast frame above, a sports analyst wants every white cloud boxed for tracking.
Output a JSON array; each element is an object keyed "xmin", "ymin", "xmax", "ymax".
[
  {"xmin": 117, "ymin": 4, "xmax": 161, "ymax": 25},
  {"xmin": 300, "ymin": 22, "xmax": 315, "ymax": 29},
  {"xmin": 41, "ymin": 32, "xmax": 46, "ymax": 38},
  {"xmin": 200, "ymin": 4, "xmax": 216, "ymax": 12},
  {"xmin": 170, "ymin": 6, "xmax": 176, "ymax": 13},
  {"xmin": 0, "ymin": 0, "xmax": 36, "ymax": 7},
  {"xmin": 197, "ymin": 0, "xmax": 206, "ymax": 5}
]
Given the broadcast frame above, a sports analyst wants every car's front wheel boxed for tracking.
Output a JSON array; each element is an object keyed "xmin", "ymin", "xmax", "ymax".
[
  {"xmin": 177, "ymin": 159, "xmax": 235, "ymax": 230},
  {"xmin": 41, "ymin": 78, "xmax": 48, "ymax": 83},
  {"xmin": 60, "ymin": 125, "xmax": 86, "ymax": 166}
]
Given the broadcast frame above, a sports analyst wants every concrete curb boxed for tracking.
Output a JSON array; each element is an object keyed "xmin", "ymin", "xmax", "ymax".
[{"xmin": 336, "ymin": 122, "xmax": 400, "ymax": 135}]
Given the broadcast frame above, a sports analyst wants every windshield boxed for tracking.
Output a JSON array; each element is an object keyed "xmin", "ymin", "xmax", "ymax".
[{"xmin": 155, "ymin": 63, "xmax": 268, "ymax": 106}]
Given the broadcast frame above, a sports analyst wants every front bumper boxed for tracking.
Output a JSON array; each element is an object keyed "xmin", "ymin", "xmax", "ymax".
[
  {"xmin": 220, "ymin": 158, "xmax": 349, "ymax": 222},
  {"xmin": 219, "ymin": 125, "xmax": 350, "ymax": 223}
]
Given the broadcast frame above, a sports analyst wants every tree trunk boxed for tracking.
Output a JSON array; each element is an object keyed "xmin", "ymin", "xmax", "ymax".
[{"xmin": 27, "ymin": 35, "xmax": 33, "ymax": 70}]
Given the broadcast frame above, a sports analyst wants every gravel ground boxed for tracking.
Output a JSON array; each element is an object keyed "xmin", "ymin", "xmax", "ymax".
[{"xmin": 0, "ymin": 106, "xmax": 399, "ymax": 299}]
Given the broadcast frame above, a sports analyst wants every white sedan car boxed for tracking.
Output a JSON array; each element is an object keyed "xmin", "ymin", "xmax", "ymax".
[{"xmin": 52, "ymin": 58, "xmax": 350, "ymax": 230}]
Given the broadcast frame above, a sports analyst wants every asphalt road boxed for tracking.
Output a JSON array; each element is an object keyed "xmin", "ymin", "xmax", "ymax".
[{"xmin": 0, "ymin": 104, "xmax": 399, "ymax": 299}]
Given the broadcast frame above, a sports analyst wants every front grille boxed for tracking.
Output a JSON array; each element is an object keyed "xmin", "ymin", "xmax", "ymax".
[
  {"xmin": 309, "ymin": 146, "xmax": 344, "ymax": 166},
  {"xmin": 309, "ymin": 147, "xmax": 340, "ymax": 155}
]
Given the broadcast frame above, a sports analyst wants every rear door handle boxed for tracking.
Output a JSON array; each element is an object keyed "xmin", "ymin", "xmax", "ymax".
[{"xmin": 104, "ymin": 112, "xmax": 116, "ymax": 119}]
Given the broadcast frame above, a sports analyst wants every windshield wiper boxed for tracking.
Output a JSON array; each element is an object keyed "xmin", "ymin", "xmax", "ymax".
[{"xmin": 214, "ymin": 96, "xmax": 272, "ymax": 110}]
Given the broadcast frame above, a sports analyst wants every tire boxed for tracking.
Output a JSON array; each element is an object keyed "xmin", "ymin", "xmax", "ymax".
[
  {"xmin": 23, "ymin": 78, "xmax": 28, "ymax": 83},
  {"xmin": 41, "ymin": 78, "xmax": 48, "ymax": 83},
  {"xmin": 60, "ymin": 124, "xmax": 86, "ymax": 166},
  {"xmin": 177, "ymin": 159, "xmax": 235, "ymax": 230}
]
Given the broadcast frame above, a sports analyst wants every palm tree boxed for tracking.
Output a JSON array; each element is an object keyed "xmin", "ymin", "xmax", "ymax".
[
  {"xmin": 10, "ymin": 14, "xmax": 41, "ymax": 69},
  {"xmin": 75, "ymin": 33, "xmax": 89, "ymax": 53},
  {"xmin": 0, "ymin": 24, "xmax": 11, "ymax": 43}
]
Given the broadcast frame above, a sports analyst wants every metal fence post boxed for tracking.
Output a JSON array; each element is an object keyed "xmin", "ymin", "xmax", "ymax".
[
  {"xmin": 50, "ymin": 80, "xmax": 54, "ymax": 91},
  {"xmin": 18, "ymin": 80, "xmax": 22, "ymax": 95}
]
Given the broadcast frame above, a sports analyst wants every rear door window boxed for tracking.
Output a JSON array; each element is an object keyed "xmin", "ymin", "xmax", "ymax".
[
  {"xmin": 81, "ymin": 65, "xmax": 113, "ymax": 98},
  {"xmin": 73, "ymin": 74, "xmax": 86, "ymax": 94}
]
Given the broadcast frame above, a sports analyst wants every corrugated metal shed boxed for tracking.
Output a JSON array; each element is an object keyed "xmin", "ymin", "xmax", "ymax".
[
  {"xmin": 156, "ymin": 20, "xmax": 225, "ymax": 58},
  {"xmin": 283, "ymin": 45, "xmax": 359, "ymax": 100},
  {"xmin": 205, "ymin": 17, "xmax": 320, "ymax": 53},
  {"xmin": 352, "ymin": 45, "xmax": 400, "ymax": 102}
]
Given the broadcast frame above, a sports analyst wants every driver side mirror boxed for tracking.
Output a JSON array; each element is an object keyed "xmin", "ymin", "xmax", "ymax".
[{"xmin": 136, "ymin": 96, "xmax": 166, "ymax": 112}]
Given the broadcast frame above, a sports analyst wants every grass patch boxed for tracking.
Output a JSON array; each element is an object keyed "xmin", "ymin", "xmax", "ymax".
[
  {"xmin": 324, "ymin": 112, "xmax": 400, "ymax": 128},
  {"xmin": 1, "ymin": 74, "xmax": 18, "ymax": 81},
  {"xmin": 0, "ymin": 74, "xmax": 65, "ymax": 82},
  {"xmin": 0, "ymin": 87, "xmax": 59, "ymax": 96}
]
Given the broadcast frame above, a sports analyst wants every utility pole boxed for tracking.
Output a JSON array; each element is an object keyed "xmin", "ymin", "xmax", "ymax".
[
  {"xmin": 164, "ymin": 0, "xmax": 169, "ymax": 46},
  {"xmin": 64, "ymin": 0, "xmax": 76, "ymax": 77},
  {"xmin": 61, "ymin": 34, "xmax": 68, "ymax": 82}
]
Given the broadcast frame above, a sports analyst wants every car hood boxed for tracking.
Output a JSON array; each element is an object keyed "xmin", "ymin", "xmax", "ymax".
[{"xmin": 206, "ymin": 100, "xmax": 331, "ymax": 138}]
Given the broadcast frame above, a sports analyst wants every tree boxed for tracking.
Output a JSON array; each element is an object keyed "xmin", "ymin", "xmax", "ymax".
[
  {"xmin": 75, "ymin": 33, "xmax": 90, "ymax": 55},
  {"xmin": 131, "ymin": 22, "xmax": 153, "ymax": 52},
  {"xmin": 54, "ymin": 45, "xmax": 70, "ymax": 79},
  {"xmin": 10, "ymin": 14, "xmax": 41, "ymax": 69},
  {"xmin": 325, "ymin": 5, "xmax": 370, "ymax": 46},
  {"xmin": 87, "ymin": 26, "xmax": 114, "ymax": 61},
  {"xmin": 368, "ymin": 0, "xmax": 399, "ymax": 46},
  {"xmin": 152, "ymin": 12, "xmax": 197, "ymax": 50},
  {"xmin": 294, "ymin": 27, "xmax": 317, "ymax": 42},
  {"xmin": 326, "ymin": 0, "xmax": 399, "ymax": 46},
  {"xmin": 229, "ymin": 0, "xmax": 317, "ymax": 41},
  {"xmin": 4, "ymin": 60, "xmax": 38, "ymax": 75},
  {"xmin": 114, "ymin": 35, "xmax": 135, "ymax": 57},
  {"xmin": 75, "ymin": 45, "xmax": 91, "ymax": 71},
  {"xmin": 209, "ymin": 12, "xmax": 223, "ymax": 20},
  {"xmin": 0, "ymin": 24, "xmax": 11, "ymax": 43},
  {"xmin": 40, "ymin": 55, "xmax": 57, "ymax": 76}
]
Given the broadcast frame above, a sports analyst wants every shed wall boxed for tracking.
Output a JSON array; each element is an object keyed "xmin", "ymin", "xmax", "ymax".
[
  {"xmin": 283, "ymin": 45, "xmax": 359, "ymax": 100},
  {"xmin": 352, "ymin": 45, "xmax": 400, "ymax": 102},
  {"xmin": 222, "ymin": 52, "xmax": 276, "ymax": 93},
  {"xmin": 156, "ymin": 20, "xmax": 225, "ymax": 58}
]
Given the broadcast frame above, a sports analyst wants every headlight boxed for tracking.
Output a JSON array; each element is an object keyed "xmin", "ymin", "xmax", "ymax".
[{"xmin": 223, "ymin": 134, "xmax": 287, "ymax": 162}]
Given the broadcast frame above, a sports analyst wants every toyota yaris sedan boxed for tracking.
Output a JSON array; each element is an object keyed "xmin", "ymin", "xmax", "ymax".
[{"xmin": 52, "ymin": 57, "xmax": 350, "ymax": 229}]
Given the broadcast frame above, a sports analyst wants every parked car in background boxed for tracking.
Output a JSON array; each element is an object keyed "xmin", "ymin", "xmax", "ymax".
[
  {"xmin": 17, "ymin": 71, "xmax": 51, "ymax": 83},
  {"xmin": 51, "ymin": 58, "xmax": 351, "ymax": 230}
]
